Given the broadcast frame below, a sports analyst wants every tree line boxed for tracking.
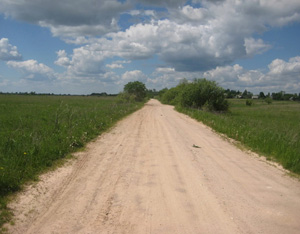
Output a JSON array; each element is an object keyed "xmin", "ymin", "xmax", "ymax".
[
  {"xmin": 119, "ymin": 79, "xmax": 300, "ymax": 112},
  {"xmin": 224, "ymin": 89, "xmax": 300, "ymax": 101},
  {"xmin": 2, "ymin": 80, "xmax": 299, "ymax": 103}
]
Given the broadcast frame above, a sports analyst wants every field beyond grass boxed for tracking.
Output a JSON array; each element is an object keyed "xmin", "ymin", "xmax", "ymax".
[
  {"xmin": 176, "ymin": 99, "xmax": 300, "ymax": 175},
  {"xmin": 0, "ymin": 95, "xmax": 144, "ymax": 227}
]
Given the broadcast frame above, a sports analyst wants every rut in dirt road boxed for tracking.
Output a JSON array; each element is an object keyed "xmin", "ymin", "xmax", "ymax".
[{"xmin": 7, "ymin": 99, "xmax": 300, "ymax": 234}]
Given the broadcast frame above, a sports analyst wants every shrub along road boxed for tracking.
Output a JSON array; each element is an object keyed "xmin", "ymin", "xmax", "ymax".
[{"xmin": 6, "ymin": 99, "xmax": 300, "ymax": 234}]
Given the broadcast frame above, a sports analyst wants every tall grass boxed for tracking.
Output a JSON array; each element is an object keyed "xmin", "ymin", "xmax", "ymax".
[
  {"xmin": 0, "ymin": 95, "xmax": 144, "ymax": 227},
  {"xmin": 176, "ymin": 99, "xmax": 300, "ymax": 174}
]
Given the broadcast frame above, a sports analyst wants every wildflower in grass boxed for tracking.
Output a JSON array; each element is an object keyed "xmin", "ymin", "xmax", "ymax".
[
  {"xmin": 0, "ymin": 167, "xmax": 4, "ymax": 170},
  {"xmin": 24, "ymin": 152, "xmax": 27, "ymax": 155}
]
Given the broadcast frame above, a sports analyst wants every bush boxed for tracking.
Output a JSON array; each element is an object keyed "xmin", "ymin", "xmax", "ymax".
[
  {"xmin": 116, "ymin": 92, "xmax": 136, "ymax": 103},
  {"xmin": 161, "ymin": 87, "xmax": 180, "ymax": 105},
  {"xmin": 265, "ymin": 97, "xmax": 272, "ymax": 104},
  {"xmin": 246, "ymin": 99, "xmax": 253, "ymax": 106},
  {"xmin": 160, "ymin": 78, "xmax": 229, "ymax": 112},
  {"xmin": 179, "ymin": 79, "xmax": 228, "ymax": 111}
]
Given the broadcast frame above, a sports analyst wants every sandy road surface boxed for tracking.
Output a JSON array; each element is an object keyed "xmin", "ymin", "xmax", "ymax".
[{"xmin": 7, "ymin": 99, "xmax": 300, "ymax": 234}]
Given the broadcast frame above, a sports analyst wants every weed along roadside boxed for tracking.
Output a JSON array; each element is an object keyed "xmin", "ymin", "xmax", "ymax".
[{"xmin": 0, "ymin": 94, "xmax": 146, "ymax": 230}]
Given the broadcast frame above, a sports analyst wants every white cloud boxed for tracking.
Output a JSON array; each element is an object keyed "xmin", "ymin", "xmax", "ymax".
[
  {"xmin": 56, "ymin": 45, "xmax": 107, "ymax": 78},
  {"xmin": 0, "ymin": 0, "xmax": 130, "ymax": 38},
  {"xmin": 116, "ymin": 60, "xmax": 131, "ymax": 64},
  {"xmin": 268, "ymin": 57, "xmax": 300, "ymax": 77},
  {"xmin": 0, "ymin": 38, "xmax": 22, "ymax": 61},
  {"xmin": 55, "ymin": 50, "xmax": 71, "ymax": 67},
  {"xmin": 7, "ymin": 60, "xmax": 55, "ymax": 81},
  {"xmin": 64, "ymin": 1, "xmax": 299, "ymax": 73},
  {"xmin": 170, "ymin": 5, "xmax": 212, "ymax": 24},
  {"xmin": 204, "ymin": 56, "xmax": 300, "ymax": 93},
  {"xmin": 126, "ymin": 9, "xmax": 158, "ymax": 22},
  {"xmin": 99, "ymin": 19, "xmax": 243, "ymax": 71},
  {"xmin": 129, "ymin": 10, "xmax": 141, "ymax": 16},
  {"xmin": 3, "ymin": 0, "xmax": 300, "ymax": 94},
  {"xmin": 2, "ymin": 0, "xmax": 300, "ymax": 73},
  {"xmin": 147, "ymin": 69, "xmax": 196, "ymax": 90},
  {"xmin": 40, "ymin": 19, "xmax": 119, "ymax": 38},
  {"xmin": 244, "ymin": 38, "xmax": 271, "ymax": 56},
  {"xmin": 106, "ymin": 63, "xmax": 124, "ymax": 69},
  {"xmin": 258, "ymin": 0, "xmax": 300, "ymax": 27},
  {"xmin": 155, "ymin": 67, "xmax": 175, "ymax": 73},
  {"xmin": 138, "ymin": 0, "xmax": 186, "ymax": 8},
  {"xmin": 145, "ymin": 10, "xmax": 156, "ymax": 17},
  {"xmin": 121, "ymin": 70, "xmax": 148, "ymax": 83}
]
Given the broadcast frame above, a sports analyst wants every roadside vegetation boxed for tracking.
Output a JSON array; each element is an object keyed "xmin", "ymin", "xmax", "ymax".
[
  {"xmin": 160, "ymin": 78, "xmax": 229, "ymax": 112},
  {"xmin": 179, "ymin": 99, "xmax": 299, "ymax": 174},
  {"xmin": 0, "ymin": 93, "xmax": 145, "ymax": 228}
]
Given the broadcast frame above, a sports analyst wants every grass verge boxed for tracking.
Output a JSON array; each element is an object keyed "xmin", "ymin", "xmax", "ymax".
[
  {"xmin": 0, "ymin": 95, "xmax": 145, "ymax": 229},
  {"xmin": 176, "ymin": 99, "xmax": 300, "ymax": 174}
]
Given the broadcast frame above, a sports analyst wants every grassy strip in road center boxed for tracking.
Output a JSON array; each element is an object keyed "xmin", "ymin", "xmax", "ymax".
[
  {"xmin": 176, "ymin": 99, "xmax": 300, "ymax": 175},
  {"xmin": 0, "ymin": 95, "xmax": 144, "ymax": 228}
]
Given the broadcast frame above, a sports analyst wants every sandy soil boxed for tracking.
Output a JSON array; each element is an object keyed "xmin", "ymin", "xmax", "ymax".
[{"xmin": 6, "ymin": 99, "xmax": 300, "ymax": 234}]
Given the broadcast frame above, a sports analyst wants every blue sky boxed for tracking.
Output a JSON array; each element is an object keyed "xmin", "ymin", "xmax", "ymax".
[{"xmin": 0, "ymin": 0, "xmax": 300, "ymax": 94}]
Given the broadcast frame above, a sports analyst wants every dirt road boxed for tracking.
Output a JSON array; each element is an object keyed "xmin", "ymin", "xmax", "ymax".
[{"xmin": 7, "ymin": 99, "xmax": 300, "ymax": 234}]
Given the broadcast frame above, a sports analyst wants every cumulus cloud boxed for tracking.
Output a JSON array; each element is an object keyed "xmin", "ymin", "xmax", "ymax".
[
  {"xmin": 148, "ymin": 69, "xmax": 196, "ymax": 89},
  {"xmin": 268, "ymin": 57, "xmax": 300, "ymax": 78},
  {"xmin": 204, "ymin": 56, "xmax": 300, "ymax": 93},
  {"xmin": 244, "ymin": 38, "xmax": 271, "ymax": 56},
  {"xmin": 0, "ymin": 0, "xmax": 130, "ymax": 38},
  {"xmin": 55, "ymin": 50, "xmax": 71, "ymax": 67},
  {"xmin": 94, "ymin": 19, "xmax": 244, "ymax": 71},
  {"xmin": 0, "ymin": 38, "xmax": 22, "ymax": 61},
  {"xmin": 163, "ymin": 0, "xmax": 300, "ymax": 70},
  {"xmin": 7, "ymin": 60, "xmax": 55, "ymax": 81},
  {"xmin": 147, "ymin": 56, "xmax": 300, "ymax": 93},
  {"xmin": 106, "ymin": 63, "xmax": 124, "ymax": 69},
  {"xmin": 121, "ymin": 70, "xmax": 148, "ymax": 83},
  {"xmin": 3, "ymin": 0, "xmax": 300, "ymax": 93},
  {"xmin": 59, "ymin": 0, "xmax": 300, "ymax": 74},
  {"xmin": 55, "ymin": 44, "xmax": 108, "ymax": 78},
  {"xmin": 257, "ymin": 0, "xmax": 300, "ymax": 27},
  {"xmin": 203, "ymin": 64, "xmax": 262, "ymax": 90},
  {"xmin": 155, "ymin": 67, "xmax": 175, "ymax": 73},
  {"xmin": 138, "ymin": 0, "xmax": 186, "ymax": 8},
  {"xmin": 61, "ymin": 19, "xmax": 237, "ymax": 73},
  {"xmin": 170, "ymin": 5, "xmax": 212, "ymax": 24},
  {"xmin": 4, "ymin": 0, "xmax": 298, "ymax": 42}
]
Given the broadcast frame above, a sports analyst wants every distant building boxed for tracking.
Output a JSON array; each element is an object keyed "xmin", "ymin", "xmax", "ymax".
[{"xmin": 252, "ymin": 95, "xmax": 259, "ymax": 99}]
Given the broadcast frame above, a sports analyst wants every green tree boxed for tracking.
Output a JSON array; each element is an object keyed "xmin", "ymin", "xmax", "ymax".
[
  {"xmin": 259, "ymin": 92, "xmax": 265, "ymax": 99},
  {"xmin": 161, "ymin": 78, "xmax": 229, "ymax": 112},
  {"xmin": 123, "ymin": 81, "xmax": 147, "ymax": 102},
  {"xmin": 242, "ymin": 90, "xmax": 253, "ymax": 99}
]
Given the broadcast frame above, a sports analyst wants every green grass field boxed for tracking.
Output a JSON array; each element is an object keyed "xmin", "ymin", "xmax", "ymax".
[
  {"xmin": 176, "ymin": 99, "xmax": 300, "ymax": 174},
  {"xmin": 0, "ymin": 95, "xmax": 144, "ymax": 227}
]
